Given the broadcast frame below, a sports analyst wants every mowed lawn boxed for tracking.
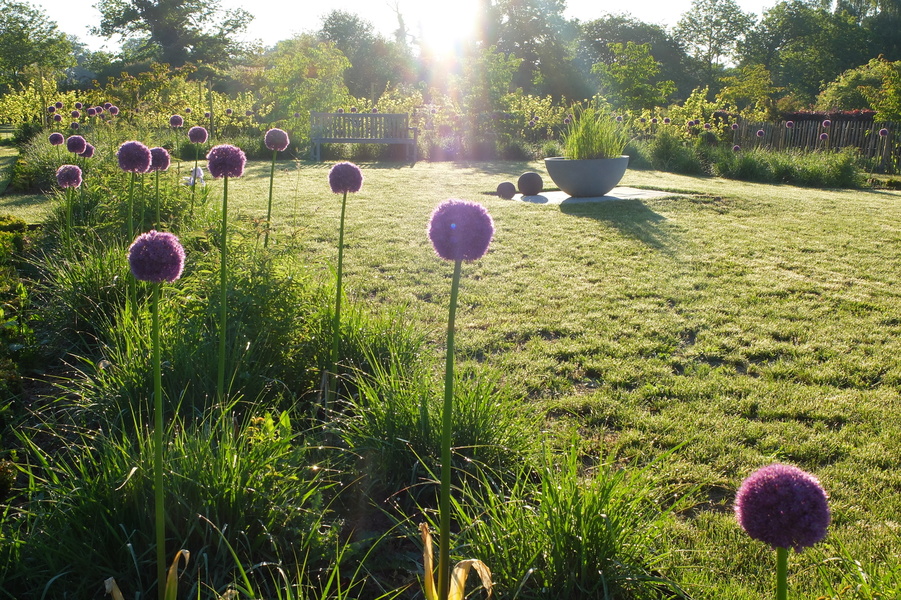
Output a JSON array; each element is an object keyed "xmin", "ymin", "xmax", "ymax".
[{"xmin": 8, "ymin": 159, "xmax": 901, "ymax": 597}]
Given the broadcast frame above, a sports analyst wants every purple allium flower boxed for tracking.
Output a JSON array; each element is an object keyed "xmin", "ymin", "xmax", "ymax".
[
  {"xmin": 55, "ymin": 101, "xmax": 63, "ymax": 109},
  {"xmin": 169, "ymin": 114, "xmax": 184, "ymax": 128},
  {"xmin": 49, "ymin": 132, "xmax": 64, "ymax": 146},
  {"xmin": 663, "ymin": 117, "xmax": 671, "ymax": 124},
  {"xmin": 47, "ymin": 106, "xmax": 56, "ymax": 113},
  {"xmin": 879, "ymin": 128, "xmax": 889, "ymax": 137},
  {"xmin": 428, "ymin": 199, "xmax": 494, "ymax": 262},
  {"xmin": 756, "ymin": 129, "xmax": 765, "ymax": 137},
  {"xmin": 350, "ymin": 107, "xmax": 358, "ymax": 113},
  {"xmin": 117, "ymin": 140, "xmax": 152, "ymax": 174},
  {"xmin": 820, "ymin": 133, "xmax": 829, "ymax": 140},
  {"xmin": 74, "ymin": 102, "xmax": 83, "ymax": 109},
  {"xmin": 264, "ymin": 128, "xmax": 290, "ymax": 152},
  {"xmin": 616, "ymin": 115, "xmax": 623, "ymax": 122},
  {"xmin": 245, "ymin": 110, "xmax": 253, "ymax": 117},
  {"xmin": 328, "ymin": 161, "xmax": 363, "ymax": 194},
  {"xmin": 87, "ymin": 107, "xmax": 96, "ymax": 117},
  {"xmin": 79, "ymin": 143, "xmax": 95, "ymax": 158},
  {"xmin": 149, "ymin": 147, "xmax": 171, "ymax": 172},
  {"xmin": 185, "ymin": 107, "xmax": 192, "ymax": 113},
  {"xmin": 70, "ymin": 122, "xmax": 79, "ymax": 130},
  {"xmin": 294, "ymin": 112, "xmax": 300, "ymax": 118},
  {"xmin": 640, "ymin": 117, "xmax": 646, "ymax": 123},
  {"xmin": 95, "ymin": 106, "xmax": 104, "ymax": 114},
  {"xmin": 206, "ymin": 144, "xmax": 246, "ymax": 178},
  {"xmin": 651, "ymin": 118, "xmax": 658, "ymax": 124},
  {"xmin": 109, "ymin": 106, "xmax": 119, "ymax": 115},
  {"xmin": 563, "ymin": 117, "xmax": 571, "ymax": 125},
  {"xmin": 187, "ymin": 126, "xmax": 209, "ymax": 144},
  {"xmin": 66, "ymin": 135, "xmax": 87, "ymax": 154},
  {"xmin": 732, "ymin": 144, "xmax": 741, "ymax": 151},
  {"xmin": 337, "ymin": 108, "xmax": 345, "ymax": 114},
  {"xmin": 786, "ymin": 121, "xmax": 794, "ymax": 128},
  {"xmin": 735, "ymin": 463, "xmax": 830, "ymax": 552},
  {"xmin": 822, "ymin": 119, "xmax": 831, "ymax": 128},
  {"xmin": 372, "ymin": 108, "xmax": 378, "ymax": 113},
  {"xmin": 704, "ymin": 123, "xmax": 711, "ymax": 129},
  {"xmin": 128, "ymin": 230, "xmax": 186, "ymax": 283},
  {"xmin": 104, "ymin": 102, "xmax": 112, "ymax": 110},
  {"xmin": 56, "ymin": 164, "xmax": 82, "ymax": 189},
  {"xmin": 71, "ymin": 110, "xmax": 80, "ymax": 118},
  {"xmin": 226, "ymin": 108, "xmax": 233, "ymax": 116},
  {"xmin": 53, "ymin": 114, "xmax": 62, "ymax": 122},
  {"xmin": 731, "ymin": 123, "xmax": 739, "ymax": 130}
]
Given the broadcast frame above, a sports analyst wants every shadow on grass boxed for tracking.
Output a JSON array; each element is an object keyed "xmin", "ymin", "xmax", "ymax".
[{"xmin": 559, "ymin": 199, "xmax": 674, "ymax": 252}]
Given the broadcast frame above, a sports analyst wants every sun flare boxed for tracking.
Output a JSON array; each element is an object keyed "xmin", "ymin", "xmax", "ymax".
[{"xmin": 409, "ymin": 0, "xmax": 481, "ymax": 58}]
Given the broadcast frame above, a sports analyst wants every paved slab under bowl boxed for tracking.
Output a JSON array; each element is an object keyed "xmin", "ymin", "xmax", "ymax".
[{"xmin": 513, "ymin": 187, "xmax": 682, "ymax": 205}]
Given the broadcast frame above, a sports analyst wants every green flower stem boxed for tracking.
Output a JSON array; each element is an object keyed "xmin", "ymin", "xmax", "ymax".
[
  {"xmin": 438, "ymin": 258, "xmax": 462, "ymax": 600},
  {"xmin": 190, "ymin": 146, "xmax": 200, "ymax": 219},
  {"xmin": 776, "ymin": 547, "xmax": 788, "ymax": 600},
  {"xmin": 128, "ymin": 172, "xmax": 137, "ymax": 317},
  {"xmin": 154, "ymin": 170, "xmax": 161, "ymax": 230},
  {"xmin": 152, "ymin": 282, "xmax": 166, "ymax": 600},
  {"xmin": 264, "ymin": 149, "xmax": 277, "ymax": 247},
  {"xmin": 218, "ymin": 176, "xmax": 229, "ymax": 399},
  {"xmin": 65, "ymin": 187, "xmax": 73, "ymax": 242},
  {"xmin": 327, "ymin": 190, "xmax": 348, "ymax": 407}
]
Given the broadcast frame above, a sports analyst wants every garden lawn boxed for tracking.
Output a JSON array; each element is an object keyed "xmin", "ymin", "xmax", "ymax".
[{"xmin": 9, "ymin": 160, "xmax": 901, "ymax": 598}]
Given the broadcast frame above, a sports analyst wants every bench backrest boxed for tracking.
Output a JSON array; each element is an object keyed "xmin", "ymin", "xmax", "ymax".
[{"xmin": 310, "ymin": 112, "xmax": 412, "ymax": 140}]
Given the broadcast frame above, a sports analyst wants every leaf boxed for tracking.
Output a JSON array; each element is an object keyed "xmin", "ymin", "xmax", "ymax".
[
  {"xmin": 104, "ymin": 578, "xmax": 125, "ymax": 600},
  {"xmin": 449, "ymin": 559, "xmax": 493, "ymax": 600},
  {"xmin": 420, "ymin": 522, "xmax": 438, "ymax": 600},
  {"xmin": 165, "ymin": 549, "xmax": 190, "ymax": 600}
]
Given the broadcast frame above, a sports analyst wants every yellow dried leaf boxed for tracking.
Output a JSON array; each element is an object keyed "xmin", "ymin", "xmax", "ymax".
[
  {"xmin": 104, "ymin": 577, "xmax": 125, "ymax": 600},
  {"xmin": 449, "ymin": 559, "xmax": 493, "ymax": 600},
  {"xmin": 420, "ymin": 522, "xmax": 438, "ymax": 600},
  {"xmin": 165, "ymin": 549, "xmax": 190, "ymax": 600}
]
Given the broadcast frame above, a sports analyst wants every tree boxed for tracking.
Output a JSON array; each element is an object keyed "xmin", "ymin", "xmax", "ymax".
[
  {"xmin": 318, "ymin": 10, "xmax": 414, "ymax": 101},
  {"xmin": 0, "ymin": 0, "xmax": 72, "ymax": 93},
  {"xmin": 674, "ymin": 0, "xmax": 755, "ymax": 88},
  {"xmin": 592, "ymin": 42, "xmax": 676, "ymax": 111},
  {"xmin": 578, "ymin": 14, "xmax": 698, "ymax": 100},
  {"xmin": 716, "ymin": 64, "xmax": 780, "ymax": 119},
  {"xmin": 93, "ymin": 0, "xmax": 253, "ymax": 67}
]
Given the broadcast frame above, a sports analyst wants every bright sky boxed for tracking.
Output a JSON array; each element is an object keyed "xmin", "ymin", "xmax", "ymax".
[{"xmin": 38, "ymin": 0, "xmax": 778, "ymax": 55}]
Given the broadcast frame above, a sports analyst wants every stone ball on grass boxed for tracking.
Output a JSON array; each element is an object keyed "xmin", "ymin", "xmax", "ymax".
[
  {"xmin": 496, "ymin": 182, "xmax": 516, "ymax": 199},
  {"xmin": 517, "ymin": 172, "xmax": 543, "ymax": 196}
]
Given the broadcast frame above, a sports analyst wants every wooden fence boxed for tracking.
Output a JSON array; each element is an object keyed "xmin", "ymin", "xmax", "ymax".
[{"xmin": 732, "ymin": 119, "xmax": 900, "ymax": 173}]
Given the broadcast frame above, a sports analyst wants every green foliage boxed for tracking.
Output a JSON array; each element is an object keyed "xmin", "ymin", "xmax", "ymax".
[
  {"xmin": 592, "ymin": 41, "xmax": 676, "ymax": 112},
  {"xmin": 673, "ymin": 0, "xmax": 754, "ymax": 85},
  {"xmin": 7, "ymin": 404, "xmax": 338, "ymax": 599},
  {"xmin": 713, "ymin": 146, "xmax": 862, "ymax": 187},
  {"xmin": 717, "ymin": 64, "xmax": 779, "ymax": 120},
  {"xmin": 562, "ymin": 104, "xmax": 630, "ymax": 160},
  {"xmin": 450, "ymin": 441, "xmax": 686, "ymax": 600},
  {"xmin": 815, "ymin": 57, "xmax": 899, "ymax": 112},
  {"xmin": 0, "ymin": 0, "xmax": 72, "ymax": 93}
]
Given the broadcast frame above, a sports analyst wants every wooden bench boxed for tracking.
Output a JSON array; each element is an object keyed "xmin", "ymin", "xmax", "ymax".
[{"xmin": 309, "ymin": 112, "xmax": 418, "ymax": 162}]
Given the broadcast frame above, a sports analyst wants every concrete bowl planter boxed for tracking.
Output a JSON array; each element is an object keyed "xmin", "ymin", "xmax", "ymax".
[{"xmin": 544, "ymin": 155, "xmax": 629, "ymax": 197}]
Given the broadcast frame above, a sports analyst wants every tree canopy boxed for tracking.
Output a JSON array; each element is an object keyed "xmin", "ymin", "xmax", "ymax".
[{"xmin": 0, "ymin": 0, "xmax": 72, "ymax": 92}]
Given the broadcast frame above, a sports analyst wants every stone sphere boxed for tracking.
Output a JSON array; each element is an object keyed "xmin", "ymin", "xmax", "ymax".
[
  {"xmin": 496, "ymin": 181, "xmax": 516, "ymax": 199},
  {"xmin": 517, "ymin": 172, "xmax": 543, "ymax": 196}
]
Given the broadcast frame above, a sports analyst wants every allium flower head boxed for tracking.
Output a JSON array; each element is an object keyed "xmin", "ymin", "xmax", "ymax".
[
  {"xmin": 372, "ymin": 108, "xmax": 378, "ymax": 113},
  {"xmin": 117, "ymin": 140, "xmax": 152, "ymax": 173},
  {"xmin": 47, "ymin": 106, "xmax": 56, "ymax": 113},
  {"xmin": 206, "ymin": 144, "xmax": 246, "ymax": 178},
  {"xmin": 71, "ymin": 110, "xmax": 80, "ymax": 118},
  {"xmin": 651, "ymin": 118, "xmax": 658, "ymax": 124},
  {"xmin": 704, "ymin": 123, "xmax": 711, "ymax": 129},
  {"xmin": 640, "ymin": 117, "xmax": 646, "ymax": 123},
  {"xmin": 204, "ymin": 111, "xmax": 211, "ymax": 118},
  {"xmin": 265, "ymin": 128, "xmax": 290, "ymax": 151},
  {"xmin": 66, "ymin": 135, "xmax": 87, "ymax": 155},
  {"xmin": 79, "ymin": 143, "xmax": 95, "ymax": 158},
  {"xmin": 350, "ymin": 107, "xmax": 358, "ymax": 113},
  {"xmin": 185, "ymin": 107, "xmax": 192, "ymax": 113},
  {"xmin": 879, "ymin": 128, "xmax": 889, "ymax": 137},
  {"xmin": 55, "ymin": 101, "xmax": 63, "ymax": 109},
  {"xmin": 786, "ymin": 120, "xmax": 794, "ymax": 128},
  {"xmin": 563, "ymin": 117, "xmax": 571, "ymax": 125},
  {"xmin": 294, "ymin": 112, "xmax": 301, "ymax": 118},
  {"xmin": 663, "ymin": 117, "xmax": 671, "ymax": 124},
  {"xmin": 56, "ymin": 164, "xmax": 82, "ymax": 189},
  {"xmin": 337, "ymin": 108, "xmax": 345, "ymax": 114},
  {"xmin": 328, "ymin": 161, "xmax": 363, "ymax": 194},
  {"xmin": 53, "ymin": 114, "xmax": 62, "ymax": 122},
  {"xmin": 616, "ymin": 115, "xmax": 623, "ymax": 122},
  {"xmin": 428, "ymin": 199, "xmax": 494, "ymax": 262},
  {"xmin": 87, "ymin": 107, "xmax": 96, "ymax": 117},
  {"xmin": 109, "ymin": 106, "xmax": 119, "ymax": 115},
  {"xmin": 735, "ymin": 463, "xmax": 830, "ymax": 552},
  {"xmin": 820, "ymin": 132, "xmax": 828, "ymax": 140},
  {"xmin": 95, "ymin": 106, "xmax": 104, "ymax": 114},
  {"xmin": 731, "ymin": 123, "xmax": 739, "ymax": 130},
  {"xmin": 104, "ymin": 102, "xmax": 112, "ymax": 110},
  {"xmin": 169, "ymin": 114, "xmax": 184, "ymax": 128},
  {"xmin": 70, "ymin": 122, "xmax": 79, "ymax": 130},
  {"xmin": 226, "ymin": 108, "xmax": 233, "ymax": 115},
  {"xmin": 149, "ymin": 147, "xmax": 171, "ymax": 172},
  {"xmin": 756, "ymin": 129, "xmax": 765, "ymax": 137},
  {"xmin": 188, "ymin": 126, "xmax": 209, "ymax": 144},
  {"xmin": 245, "ymin": 110, "xmax": 253, "ymax": 117},
  {"xmin": 822, "ymin": 119, "xmax": 831, "ymax": 128},
  {"xmin": 48, "ymin": 132, "xmax": 64, "ymax": 146},
  {"xmin": 732, "ymin": 144, "xmax": 741, "ymax": 151},
  {"xmin": 74, "ymin": 102, "xmax": 83, "ymax": 109},
  {"xmin": 128, "ymin": 230, "xmax": 186, "ymax": 283}
]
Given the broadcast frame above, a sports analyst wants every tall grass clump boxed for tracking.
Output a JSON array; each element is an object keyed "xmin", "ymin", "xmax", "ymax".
[
  {"xmin": 8, "ymin": 403, "xmax": 339, "ymax": 599},
  {"xmin": 449, "ymin": 441, "xmax": 687, "ymax": 600},
  {"xmin": 562, "ymin": 106, "xmax": 630, "ymax": 160},
  {"xmin": 713, "ymin": 147, "xmax": 862, "ymax": 188}
]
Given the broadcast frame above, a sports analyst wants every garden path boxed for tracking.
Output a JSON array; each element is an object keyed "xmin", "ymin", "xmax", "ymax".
[{"xmin": 514, "ymin": 186, "xmax": 683, "ymax": 205}]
